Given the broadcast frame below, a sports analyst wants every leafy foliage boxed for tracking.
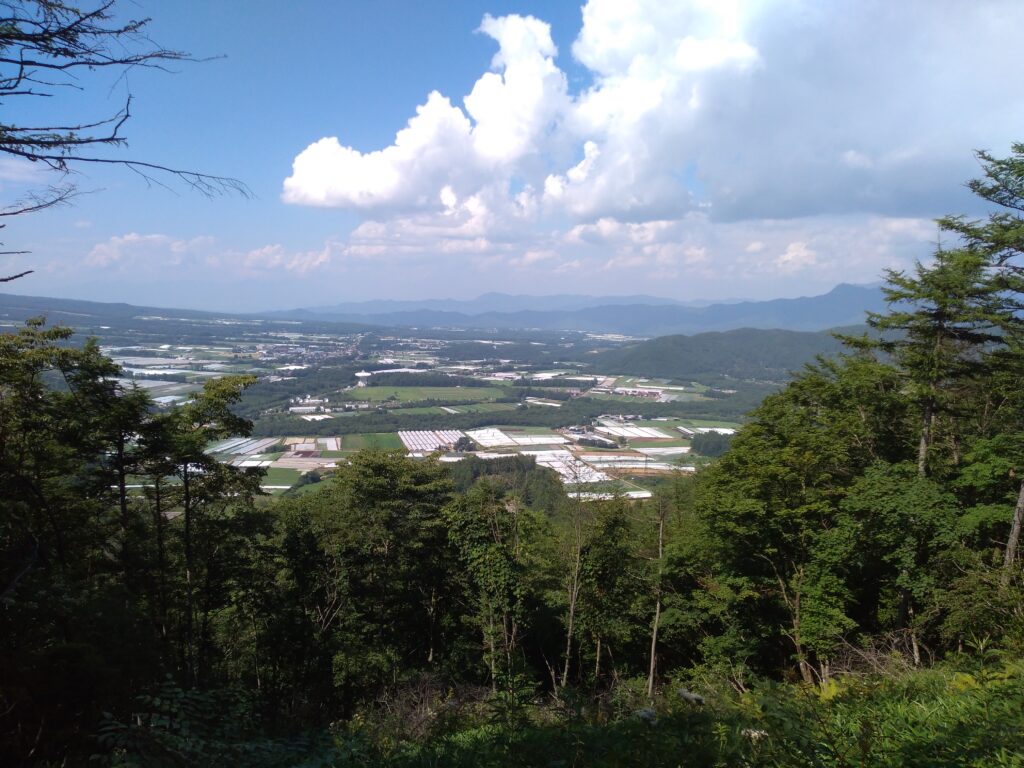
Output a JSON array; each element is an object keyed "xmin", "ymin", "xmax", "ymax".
[{"xmin": 6, "ymin": 144, "xmax": 1024, "ymax": 764}]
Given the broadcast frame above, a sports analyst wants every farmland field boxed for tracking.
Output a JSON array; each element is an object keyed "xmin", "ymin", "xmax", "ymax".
[
  {"xmin": 628, "ymin": 438, "xmax": 692, "ymax": 447},
  {"xmin": 348, "ymin": 386, "xmax": 509, "ymax": 403},
  {"xmin": 583, "ymin": 392, "xmax": 670, "ymax": 403},
  {"xmin": 493, "ymin": 425, "xmax": 561, "ymax": 436},
  {"xmin": 261, "ymin": 467, "xmax": 302, "ymax": 491},
  {"xmin": 340, "ymin": 432, "xmax": 404, "ymax": 450},
  {"xmin": 629, "ymin": 419, "xmax": 687, "ymax": 429},
  {"xmin": 392, "ymin": 406, "xmax": 449, "ymax": 415},
  {"xmin": 678, "ymin": 418, "xmax": 743, "ymax": 429},
  {"xmin": 448, "ymin": 402, "xmax": 518, "ymax": 413}
]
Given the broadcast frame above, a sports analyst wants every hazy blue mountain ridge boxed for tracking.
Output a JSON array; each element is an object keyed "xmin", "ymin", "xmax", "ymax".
[
  {"xmin": 298, "ymin": 291, "xmax": 691, "ymax": 316},
  {"xmin": 1, "ymin": 282, "xmax": 884, "ymax": 338},
  {"xmin": 276, "ymin": 283, "xmax": 885, "ymax": 336}
]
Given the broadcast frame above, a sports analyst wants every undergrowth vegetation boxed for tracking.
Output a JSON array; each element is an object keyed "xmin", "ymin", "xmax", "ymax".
[{"xmin": 94, "ymin": 657, "xmax": 1024, "ymax": 767}]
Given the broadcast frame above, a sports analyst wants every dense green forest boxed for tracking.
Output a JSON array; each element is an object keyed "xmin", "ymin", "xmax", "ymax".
[{"xmin": 4, "ymin": 149, "xmax": 1024, "ymax": 766}]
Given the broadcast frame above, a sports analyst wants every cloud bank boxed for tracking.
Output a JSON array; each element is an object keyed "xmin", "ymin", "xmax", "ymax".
[{"xmin": 271, "ymin": 0, "xmax": 1024, "ymax": 296}]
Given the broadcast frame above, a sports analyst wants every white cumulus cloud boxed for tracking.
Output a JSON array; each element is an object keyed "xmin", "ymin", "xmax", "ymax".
[
  {"xmin": 86, "ymin": 234, "xmax": 214, "ymax": 269},
  {"xmin": 279, "ymin": 0, "xmax": 1024, "ymax": 296}
]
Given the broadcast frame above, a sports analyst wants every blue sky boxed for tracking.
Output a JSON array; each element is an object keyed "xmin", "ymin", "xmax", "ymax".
[{"xmin": 3, "ymin": 0, "xmax": 1023, "ymax": 311}]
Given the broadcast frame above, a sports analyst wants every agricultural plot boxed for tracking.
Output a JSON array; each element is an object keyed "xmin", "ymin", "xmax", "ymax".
[
  {"xmin": 210, "ymin": 437, "xmax": 281, "ymax": 455},
  {"xmin": 595, "ymin": 425, "xmax": 673, "ymax": 439},
  {"xmin": 678, "ymin": 425, "xmax": 737, "ymax": 436},
  {"xmin": 350, "ymin": 386, "xmax": 508, "ymax": 403},
  {"xmin": 612, "ymin": 376, "xmax": 651, "ymax": 387},
  {"xmin": 634, "ymin": 446, "xmax": 691, "ymax": 456},
  {"xmin": 209, "ymin": 437, "xmax": 252, "ymax": 453},
  {"xmin": 629, "ymin": 419, "xmax": 689, "ymax": 430},
  {"xmin": 520, "ymin": 450, "xmax": 609, "ymax": 483},
  {"xmin": 264, "ymin": 436, "xmax": 344, "ymax": 450},
  {"xmin": 120, "ymin": 367, "xmax": 220, "ymax": 378},
  {"xmin": 212, "ymin": 437, "xmax": 350, "ymax": 489},
  {"xmin": 466, "ymin": 428, "xmax": 568, "ymax": 448},
  {"xmin": 574, "ymin": 488, "xmax": 654, "ymax": 500},
  {"xmin": 117, "ymin": 378, "xmax": 200, "ymax": 399},
  {"xmin": 677, "ymin": 419, "xmax": 743, "ymax": 429},
  {"xmin": 340, "ymin": 433, "xmax": 404, "ymax": 450},
  {"xmin": 271, "ymin": 455, "xmax": 339, "ymax": 471},
  {"xmin": 530, "ymin": 370, "xmax": 570, "ymax": 380},
  {"xmin": 524, "ymin": 397, "xmax": 563, "ymax": 407},
  {"xmin": 584, "ymin": 391, "xmax": 663, "ymax": 403},
  {"xmin": 580, "ymin": 454, "xmax": 678, "ymax": 473},
  {"xmin": 494, "ymin": 425, "xmax": 561, "ymax": 435},
  {"xmin": 398, "ymin": 430, "xmax": 465, "ymax": 451},
  {"xmin": 231, "ymin": 457, "xmax": 275, "ymax": 468},
  {"xmin": 452, "ymin": 402, "xmax": 517, "ymax": 414},
  {"xmin": 264, "ymin": 467, "xmax": 301, "ymax": 484},
  {"xmin": 611, "ymin": 376, "xmax": 695, "ymax": 390},
  {"xmin": 628, "ymin": 438, "xmax": 692, "ymax": 448},
  {"xmin": 656, "ymin": 391, "xmax": 704, "ymax": 402}
]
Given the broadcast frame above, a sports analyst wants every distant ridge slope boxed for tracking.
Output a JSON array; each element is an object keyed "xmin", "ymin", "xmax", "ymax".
[
  {"xmin": 592, "ymin": 328, "xmax": 847, "ymax": 380},
  {"xmin": 0, "ymin": 292, "xmax": 226, "ymax": 322},
  {"xmin": 0, "ymin": 293, "xmax": 376, "ymax": 334}
]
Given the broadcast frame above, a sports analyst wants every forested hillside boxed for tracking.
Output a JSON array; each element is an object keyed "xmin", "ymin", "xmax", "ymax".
[
  {"xmin": 592, "ymin": 327, "xmax": 847, "ymax": 381},
  {"xmin": 4, "ymin": 149, "xmax": 1024, "ymax": 766}
]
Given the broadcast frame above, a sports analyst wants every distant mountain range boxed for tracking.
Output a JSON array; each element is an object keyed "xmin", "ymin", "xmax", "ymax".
[
  {"xmin": 271, "ymin": 283, "xmax": 886, "ymax": 336},
  {"xmin": 0, "ymin": 293, "xmax": 228, "ymax": 323},
  {"xmin": 0, "ymin": 293, "xmax": 377, "ymax": 340},
  {"xmin": 298, "ymin": 292, "xmax": 697, "ymax": 316},
  {"xmin": 0, "ymin": 282, "xmax": 885, "ymax": 338}
]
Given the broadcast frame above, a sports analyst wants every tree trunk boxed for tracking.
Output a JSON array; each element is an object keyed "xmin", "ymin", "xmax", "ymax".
[
  {"xmin": 427, "ymin": 587, "xmax": 437, "ymax": 664},
  {"xmin": 560, "ymin": 564, "xmax": 580, "ymax": 688},
  {"xmin": 486, "ymin": 616, "xmax": 497, "ymax": 692},
  {"xmin": 917, "ymin": 405, "xmax": 934, "ymax": 477},
  {"xmin": 251, "ymin": 608, "xmax": 262, "ymax": 691},
  {"xmin": 153, "ymin": 479, "xmax": 169, "ymax": 642},
  {"xmin": 775, "ymin": 564, "xmax": 813, "ymax": 684},
  {"xmin": 897, "ymin": 579, "xmax": 921, "ymax": 666},
  {"xmin": 1002, "ymin": 480, "xmax": 1024, "ymax": 585},
  {"xmin": 646, "ymin": 510, "xmax": 665, "ymax": 698},
  {"xmin": 116, "ymin": 434, "xmax": 132, "ymax": 592},
  {"xmin": 560, "ymin": 493, "xmax": 585, "ymax": 688},
  {"xmin": 646, "ymin": 597, "xmax": 661, "ymax": 696},
  {"xmin": 182, "ymin": 466, "xmax": 195, "ymax": 687}
]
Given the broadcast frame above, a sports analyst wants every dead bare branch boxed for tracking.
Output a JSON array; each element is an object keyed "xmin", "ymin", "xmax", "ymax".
[
  {"xmin": 0, "ymin": 269, "xmax": 34, "ymax": 281},
  {"xmin": 0, "ymin": 0, "xmax": 250, "ymax": 276}
]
